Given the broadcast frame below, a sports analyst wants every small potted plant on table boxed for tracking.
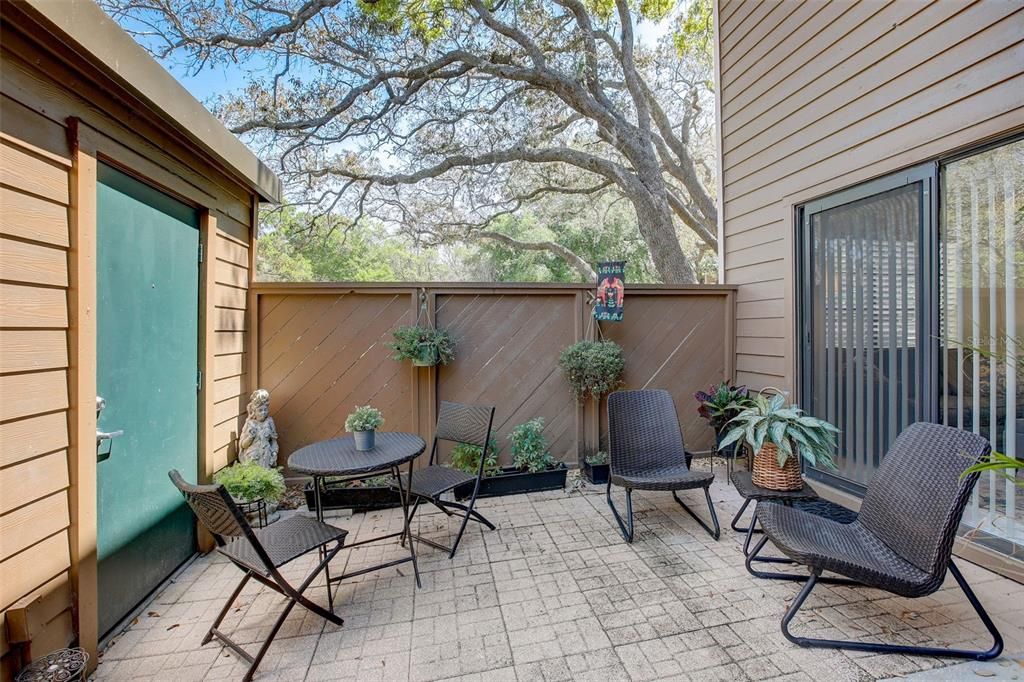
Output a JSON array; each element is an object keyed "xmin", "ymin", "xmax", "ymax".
[
  {"xmin": 213, "ymin": 460, "xmax": 286, "ymax": 526},
  {"xmin": 389, "ymin": 324, "xmax": 456, "ymax": 367},
  {"xmin": 345, "ymin": 405, "xmax": 384, "ymax": 451},
  {"xmin": 694, "ymin": 382, "xmax": 754, "ymax": 459},
  {"xmin": 583, "ymin": 451, "xmax": 609, "ymax": 484},
  {"xmin": 454, "ymin": 418, "xmax": 568, "ymax": 498},
  {"xmin": 718, "ymin": 392, "xmax": 839, "ymax": 491}
]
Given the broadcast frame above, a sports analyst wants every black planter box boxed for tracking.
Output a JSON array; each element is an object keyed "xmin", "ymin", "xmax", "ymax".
[
  {"xmin": 454, "ymin": 463, "xmax": 568, "ymax": 499},
  {"xmin": 583, "ymin": 461, "xmax": 609, "ymax": 485},
  {"xmin": 304, "ymin": 481, "xmax": 402, "ymax": 513}
]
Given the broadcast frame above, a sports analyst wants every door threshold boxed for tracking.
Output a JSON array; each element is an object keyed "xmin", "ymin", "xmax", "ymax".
[{"xmin": 98, "ymin": 552, "xmax": 200, "ymax": 652}]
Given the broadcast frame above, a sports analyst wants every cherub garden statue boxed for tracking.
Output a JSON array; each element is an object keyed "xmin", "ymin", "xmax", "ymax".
[{"xmin": 239, "ymin": 389, "xmax": 279, "ymax": 468}]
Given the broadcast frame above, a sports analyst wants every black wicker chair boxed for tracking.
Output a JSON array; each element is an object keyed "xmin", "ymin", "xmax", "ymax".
[
  {"xmin": 606, "ymin": 389, "xmax": 720, "ymax": 542},
  {"xmin": 393, "ymin": 401, "xmax": 497, "ymax": 558},
  {"xmin": 168, "ymin": 470, "xmax": 348, "ymax": 682},
  {"xmin": 748, "ymin": 422, "xmax": 1003, "ymax": 660}
]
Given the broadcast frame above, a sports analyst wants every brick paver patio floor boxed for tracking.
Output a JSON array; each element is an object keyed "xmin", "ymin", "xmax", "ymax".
[{"xmin": 93, "ymin": 464, "xmax": 1024, "ymax": 681}]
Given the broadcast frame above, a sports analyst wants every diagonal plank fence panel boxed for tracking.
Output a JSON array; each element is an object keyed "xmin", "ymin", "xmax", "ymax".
[{"xmin": 249, "ymin": 283, "xmax": 736, "ymax": 473}]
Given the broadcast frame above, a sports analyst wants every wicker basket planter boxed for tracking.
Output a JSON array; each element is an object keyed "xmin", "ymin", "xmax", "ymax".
[{"xmin": 751, "ymin": 443, "xmax": 803, "ymax": 491}]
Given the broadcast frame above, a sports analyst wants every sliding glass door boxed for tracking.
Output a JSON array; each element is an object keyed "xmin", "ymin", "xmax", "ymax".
[
  {"xmin": 799, "ymin": 166, "xmax": 936, "ymax": 491},
  {"xmin": 798, "ymin": 138, "xmax": 1022, "ymax": 560}
]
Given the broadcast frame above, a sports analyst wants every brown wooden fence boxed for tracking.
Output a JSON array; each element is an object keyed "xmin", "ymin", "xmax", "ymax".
[{"xmin": 248, "ymin": 283, "xmax": 736, "ymax": 472}]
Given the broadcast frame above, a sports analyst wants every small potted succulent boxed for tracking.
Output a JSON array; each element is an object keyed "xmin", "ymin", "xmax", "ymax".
[
  {"xmin": 694, "ymin": 382, "xmax": 754, "ymax": 458},
  {"xmin": 583, "ymin": 450, "xmax": 609, "ymax": 485},
  {"xmin": 454, "ymin": 418, "xmax": 568, "ymax": 499},
  {"xmin": 388, "ymin": 324, "xmax": 456, "ymax": 367},
  {"xmin": 718, "ymin": 391, "xmax": 838, "ymax": 491},
  {"xmin": 558, "ymin": 340, "xmax": 625, "ymax": 402},
  {"xmin": 345, "ymin": 405, "xmax": 384, "ymax": 451}
]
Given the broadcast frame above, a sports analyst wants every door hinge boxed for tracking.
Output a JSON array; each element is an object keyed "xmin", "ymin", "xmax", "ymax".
[
  {"xmin": 198, "ymin": 242, "xmax": 204, "ymax": 263},
  {"xmin": 196, "ymin": 368, "xmax": 202, "ymax": 391}
]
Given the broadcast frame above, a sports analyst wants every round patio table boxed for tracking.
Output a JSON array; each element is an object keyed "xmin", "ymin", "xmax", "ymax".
[{"xmin": 289, "ymin": 432, "xmax": 426, "ymax": 590}]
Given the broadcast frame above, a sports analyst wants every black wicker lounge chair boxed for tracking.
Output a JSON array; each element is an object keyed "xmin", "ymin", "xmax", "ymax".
[
  {"xmin": 606, "ymin": 389, "xmax": 720, "ymax": 542},
  {"xmin": 394, "ymin": 401, "xmax": 497, "ymax": 558},
  {"xmin": 168, "ymin": 470, "xmax": 348, "ymax": 682},
  {"xmin": 747, "ymin": 422, "xmax": 1003, "ymax": 660}
]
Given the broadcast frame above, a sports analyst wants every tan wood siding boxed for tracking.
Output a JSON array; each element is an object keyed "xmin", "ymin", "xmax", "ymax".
[
  {"xmin": 0, "ymin": 94, "xmax": 74, "ymax": 669},
  {"xmin": 716, "ymin": 0, "xmax": 1024, "ymax": 389}
]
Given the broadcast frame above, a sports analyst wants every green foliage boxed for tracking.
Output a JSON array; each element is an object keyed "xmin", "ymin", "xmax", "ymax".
[
  {"xmin": 962, "ymin": 451, "xmax": 1024, "ymax": 488},
  {"xmin": 673, "ymin": 0, "xmax": 713, "ymax": 68},
  {"xmin": 559, "ymin": 340, "xmax": 626, "ymax": 402},
  {"xmin": 214, "ymin": 461, "xmax": 286, "ymax": 503},
  {"xmin": 449, "ymin": 436, "xmax": 501, "ymax": 477},
  {"xmin": 509, "ymin": 418, "xmax": 556, "ymax": 473},
  {"xmin": 345, "ymin": 405, "xmax": 384, "ymax": 432},
  {"xmin": 718, "ymin": 393, "xmax": 839, "ymax": 470},
  {"xmin": 694, "ymin": 382, "xmax": 753, "ymax": 433},
  {"xmin": 388, "ymin": 325, "xmax": 457, "ymax": 365},
  {"xmin": 585, "ymin": 450, "xmax": 609, "ymax": 466}
]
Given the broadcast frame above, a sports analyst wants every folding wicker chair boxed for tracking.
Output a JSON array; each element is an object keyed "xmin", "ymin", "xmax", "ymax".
[
  {"xmin": 748, "ymin": 422, "xmax": 1003, "ymax": 660},
  {"xmin": 606, "ymin": 389, "xmax": 720, "ymax": 542},
  {"xmin": 394, "ymin": 401, "xmax": 497, "ymax": 558},
  {"xmin": 168, "ymin": 470, "xmax": 348, "ymax": 682}
]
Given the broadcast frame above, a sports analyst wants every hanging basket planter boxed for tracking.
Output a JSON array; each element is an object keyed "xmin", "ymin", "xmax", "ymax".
[{"xmin": 751, "ymin": 443, "xmax": 803, "ymax": 491}]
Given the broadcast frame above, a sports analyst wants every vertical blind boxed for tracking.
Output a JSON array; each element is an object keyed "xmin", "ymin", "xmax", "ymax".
[
  {"xmin": 941, "ymin": 139, "xmax": 1022, "ymax": 552},
  {"xmin": 807, "ymin": 183, "xmax": 924, "ymax": 486}
]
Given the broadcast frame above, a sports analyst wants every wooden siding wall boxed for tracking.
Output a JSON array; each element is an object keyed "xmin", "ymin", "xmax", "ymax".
[
  {"xmin": 0, "ymin": 10, "xmax": 258, "ymax": 673},
  {"xmin": 0, "ymin": 98, "xmax": 75, "ymax": 672},
  {"xmin": 253, "ymin": 284, "xmax": 735, "ymax": 470},
  {"xmin": 716, "ymin": 0, "xmax": 1024, "ymax": 390}
]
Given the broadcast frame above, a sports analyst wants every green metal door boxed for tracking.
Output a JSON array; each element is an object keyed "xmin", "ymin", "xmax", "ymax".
[{"xmin": 96, "ymin": 163, "xmax": 200, "ymax": 637}]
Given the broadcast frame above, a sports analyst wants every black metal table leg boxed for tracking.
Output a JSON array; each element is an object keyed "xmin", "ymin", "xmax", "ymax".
[{"xmin": 394, "ymin": 462, "xmax": 421, "ymax": 587}]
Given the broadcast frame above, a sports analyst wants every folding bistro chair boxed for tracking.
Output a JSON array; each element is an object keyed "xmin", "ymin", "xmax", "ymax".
[
  {"xmin": 168, "ymin": 470, "xmax": 348, "ymax": 682},
  {"xmin": 395, "ymin": 401, "xmax": 497, "ymax": 558},
  {"xmin": 748, "ymin": 422, "xmax": 1003, "ymax": 660},
  {"xmin": 606, "ymin": 389, "xmax": 720, "ymax": 542}
]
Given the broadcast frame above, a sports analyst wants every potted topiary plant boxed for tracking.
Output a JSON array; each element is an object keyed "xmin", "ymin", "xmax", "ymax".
[
  {"xmin": 388, "ymin": 325, "xmax": 456, "ymax": 367},
  {"xmin": 454, "ymin": 418, "xmax": 568, "ymax": 499},
  {"xmin": 694, "ymin": 382, "xmax": 754, "ymax": 458},
  {"xmin": 345, "ymin": 405, "xmax": 384, "ymax": 451},
  {"xmin": 718, "ymin": 391, "xmax": 839, "ymax": 491},
  {"xmin": 558, "ymin": 340, "xmax": 625, "ymax": 402},
  {"xmin": 583, "ymin": 450, "xmax": 609, "ymax": 484}
]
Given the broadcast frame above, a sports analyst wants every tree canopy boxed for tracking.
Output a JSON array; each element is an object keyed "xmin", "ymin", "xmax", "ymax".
[{"xmin": 105, "ymin": 0, "xmax": 717, "ymax": 282}]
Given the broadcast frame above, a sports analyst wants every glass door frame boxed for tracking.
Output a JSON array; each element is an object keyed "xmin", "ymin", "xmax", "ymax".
[{"xmin": 795, "ymin": 163, "xmax": 941, "ymax": 495}]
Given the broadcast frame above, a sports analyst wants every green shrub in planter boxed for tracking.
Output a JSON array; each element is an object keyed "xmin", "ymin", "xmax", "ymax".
[
  {"xmin": 389, "ymin": 325, "xmax": 456, "ymax": 366},
  {"xmin": 213, "ymin": 461, "xmax": 285, "ymax": 503},
  {"xmin": 558, "ymin": 340, "xmax": 625, "ymax": 402},
  {"xmin": 585, "ymin": 450, "xmax": 609, "ymax": 466},
  {"xmin": 449, "ymin": 437, "xmax": 501, "ymax": 477},
  {"xmin": 509, "ymin": 418, "xmax": 556, "ymax": 473}
]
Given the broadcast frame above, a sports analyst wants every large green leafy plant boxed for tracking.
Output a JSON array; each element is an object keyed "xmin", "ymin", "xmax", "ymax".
[
  {"xmin": 214, "ymin": 461, "xmax": 286, "ymax": 503},
  {"xmin": 389, "ymin": 325, "xmax": 456, "ymax": 366},
  {"xmin": 718, "ymin": 393, "xmax": 839, "ymax": 469},
  {"xmin": 694, "ymin": 382, "xmax": 753, "ymax": 433},
  {"xmin": 449, "ymin": 437, "xmax": 501, "ymax": 477},
  {"xmin": 509, "ymin": 418, "xmax": 556, "ymax": 473},
  {"xmin": 558, "ymin": 340, "xmax": 625, "ymax": 402}
]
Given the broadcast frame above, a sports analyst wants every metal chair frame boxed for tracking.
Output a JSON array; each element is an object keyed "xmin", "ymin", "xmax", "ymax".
[
  {"xmin": 399, "ymin": 402, "xmax": 497, "ymax": 558},
  {"xmin": 168, "ymin": 470, "xmax": 346, "ymax": 682},
  {"xmin": 605, "ymin": 390, "xmax": 720, "ymax": 543}
]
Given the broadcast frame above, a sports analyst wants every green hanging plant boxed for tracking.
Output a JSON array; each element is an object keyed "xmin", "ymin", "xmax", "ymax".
[
  {"xmin": 388, "ymin": 325, "xmax": 456, "ymax": 366},
  {"xmin": 558, "ymin": 340, "xmax": 625, "ymax": 402}
]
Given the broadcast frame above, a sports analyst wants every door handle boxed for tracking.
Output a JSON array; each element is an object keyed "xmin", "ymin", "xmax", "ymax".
[{"xmin": 97, "ymin": 429, "xmax": 124, "ymax": 443}]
